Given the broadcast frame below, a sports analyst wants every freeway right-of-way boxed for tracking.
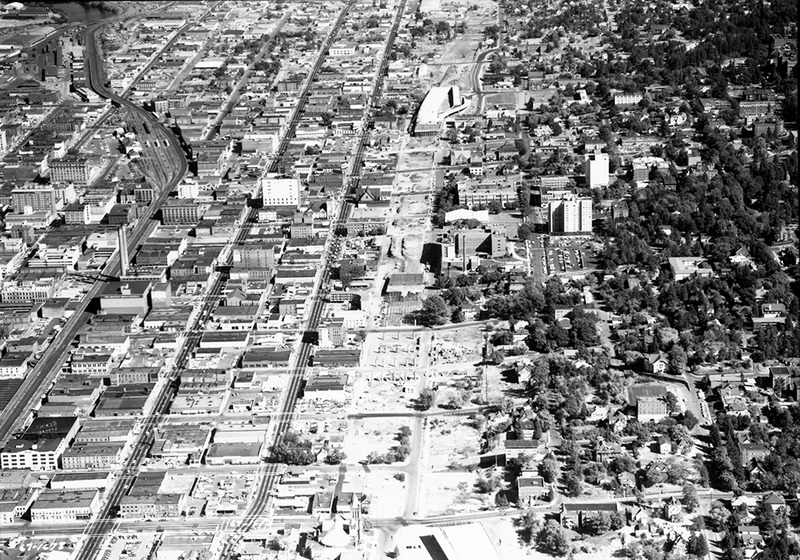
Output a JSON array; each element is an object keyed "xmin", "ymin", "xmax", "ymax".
[{"xmin": 0, "ymin": 15, "xmax": 191, "ymax": 448}]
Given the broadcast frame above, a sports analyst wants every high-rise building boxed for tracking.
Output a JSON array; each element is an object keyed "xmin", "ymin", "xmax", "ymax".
[
  {"xmin": 585, "ymin": 152, "xmax": 609, "ymax": 189},
  {"xmin": 549, "ymin": 196, "xmax": 592, "ymax": 233}
]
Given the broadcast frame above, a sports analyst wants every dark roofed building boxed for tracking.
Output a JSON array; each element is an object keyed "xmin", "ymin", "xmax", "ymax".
[{"xmin": 312, "ymin": 349, "xmax": 360, "ymax": 367}]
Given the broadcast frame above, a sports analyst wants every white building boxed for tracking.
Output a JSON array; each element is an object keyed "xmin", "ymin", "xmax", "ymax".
[
  {"xmin": 585, "ymin": 152, "xmax": 609, "ymax": 189},
  {"xmin": 328, "ymin": 42, "xmax": 357, "ymax": 57},
  {"xmin": 614, "ymin": 93, "xmax": 643, "ymax": 107},
  {"xmin": 549, "ymin": 196, "xmax": 592, "ymax": 234},
  {"xmin": 1, "ymin": 439, "xmax": 63, "ymax": 471},
  {"xmin": 416, "ymin": 85, "xmax": 467, "ymax": 126},
  {"xmin": 0, "ymin": 353, "xmax": 28, "ymax": 379},
  {"xmin": 261, "ymin": 176, "xmax": 301, "ymax": 207},
  {"xmin": 177, "ymin": 180, "xmax": 200, "ymax": 199},
  {"xmin": 30, "ymin": 489, "xmax": 100, "ymax": 523}
]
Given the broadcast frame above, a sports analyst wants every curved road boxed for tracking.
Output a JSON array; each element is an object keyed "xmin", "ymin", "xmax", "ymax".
[{"xmin": 0, "ymin": 14, "xmax": 189, "ymax": 447}]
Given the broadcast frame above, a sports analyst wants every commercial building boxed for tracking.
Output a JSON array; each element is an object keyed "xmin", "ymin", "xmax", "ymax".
[
  {"xmin": 0, "ymin": 416, "xmax": 80, "ymax": 470},
  {"xmin": 206, "ymin": 442, "xmax": 264, "ymax": 465},
  {"xmin": 50, "ymin": 471, "xmax": 113, "ymax": 490},
  {"xmin": 119, "ymin": 493, "xmax": 184, "ymax": 519},
  {"xmin": 98, "ymin": 281, "xmax": 153, "ymax": 315},
  {"xmin": 30, "ymin": 488, "xmax": 100, "ymax": 523},
  {"xmin": 49, "ymin": 154, "xmax": 92, "ymax": 185},
  {"xmin": 161, "ymin": 199, "xmax": 205, "ymax": 225},
  {"xmin": 119, "ymin": 471, "xmax": 186, "ymax": 518},
  {"xmin": 60, "ymin": 442, "xmax": 124, "ymax": 470},
  {"xmin": 459, "ymin": 180, "xmax": 517, "ymax": 208},
  {"xmin": 0, "ymin": 273, "xmax": 60, "ymax": 303},
  {"xmin": 0, "ymin": 438, "xmax": 63, "ymax": 470},
  {"xmin": 394, "ymin": 523, "xmax": 503, "ymax": 560},
  {"xmin": 0, "ymin": 352, "xmax": 29, "ymax": 379},
  {"xmin": 261, "ymin": 176, "xmax": 301, "ymax": 207},
  {"xmin": 11, "ymin": 185, "xmax": 58, "ymax": 214}
]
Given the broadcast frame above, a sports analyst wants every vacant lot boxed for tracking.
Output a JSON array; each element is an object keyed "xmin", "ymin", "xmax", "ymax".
[
  {"xmin": 428, "ymin": 415, "xmax": 481, "ymax": 470},
  {"xmin": 422, "ymin": 471, "xmax": 490, "ymax": 515},
  {"xmin": 344, "ymin": 418, "xmax": 414, "ymax": 464}
]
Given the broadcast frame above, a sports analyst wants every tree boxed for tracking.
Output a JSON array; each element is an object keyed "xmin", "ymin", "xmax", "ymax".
[
  {"xmin": 338, "ymin": 260, "xmax": 366, "ymax": 288},
  {"xmin": 444, "ymin": 389, "xmax": 469, "ymax": 409},
  {"xmin": 410, "ymin": 295, "xmax": 450, "ymax": 327},
  {"xmin": 664, "ymin": 392, "xmax": 679, "ymax": 415},
  {"xmin": 682, "ymin": 482, "xmax": 699, "ymax": 512},
  {"xmin": 563, "ymin": 472, "xmax": 583, "ymax": 497},
  {"xmin": 707, "ymin": 504, "xmax": 731, "ymax": 532},
  {"xmin": 608, "ymin": 453, "xmax": 637, "ymax": 475},
  {"xmin": 269, "ymin": 536, "xmax": 287, "ymax": 551},
  {"xmin": 417, "ymin": 388, "xmax": 436, "ymax": 410},
  {"xmin": 668, "ymin": 346, "xmax": 688, "ymax": 375},
  {"xmin": 488, "ymin": 199, "xmax": 504, "ymax": 214},
  {"xmin": 495, "ymin": 491, "xmax": 509, "ymax": 508},
  {"xmin": 475, "ymin": 472, "xmax": 502, "ymax": 493},
  {"xmin": 517, "ymin": 508, "xmax": 539, "ymax": 543},
  {"xmin": 668, "ymin": 423, "xmax": 693, "ymax": 450},
  {"xmin": 582, "ymin": 512, "xmax": 612, "ymax": 535},
  {"xmin": 686, "ymin": 532, "xmax": 709, "ymax": 557},
  {"xmin": 536, "ymin": 520, "xmax": 570, "ymax": 556},
  {"xmin": 539, "ymin": 455, "xmax": 559, "ymax": 483},
  {"xmin": 491, "ymin": 330, "xmax": 514, "ymax": 345},
  {"xmin": 324, "ymin": 448, "xmax": 346, "ymax": 465},
  {"xmin": 678, "ymin": 410, "xmax": 700, "ymax": 430}
]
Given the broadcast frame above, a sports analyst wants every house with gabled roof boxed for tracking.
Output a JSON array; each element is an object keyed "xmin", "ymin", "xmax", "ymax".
[
  {"xmin": 762, "ymin": 492, "xmax": 786, "ymax": 512},
  {"xmin": 644, "ymin": 351, "xmax": 668, "ymax": 374}
]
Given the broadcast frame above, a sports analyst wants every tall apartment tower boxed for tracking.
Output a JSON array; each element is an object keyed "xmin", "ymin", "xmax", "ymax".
[
  {"xmin": 585, "ymin": 152, "xmax": 609, "ymax": 189},
  {"xmin": 549, "ymin": 197, "xmax": 593, "ymax": 233}
]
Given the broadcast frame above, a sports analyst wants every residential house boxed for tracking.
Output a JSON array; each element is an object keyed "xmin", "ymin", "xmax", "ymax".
[
  {"xmin": 517, "ymin": 476, "xmax": 547, "ymax": 505},
  {"xmin": 559, "ymin": 503, "xmax": 620, "ymax": 529}
]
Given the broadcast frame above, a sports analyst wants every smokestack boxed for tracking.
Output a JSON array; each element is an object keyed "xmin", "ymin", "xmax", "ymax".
[{"xmin": 118, "ymin": 227, "xmax": 129, "ymax": 277}]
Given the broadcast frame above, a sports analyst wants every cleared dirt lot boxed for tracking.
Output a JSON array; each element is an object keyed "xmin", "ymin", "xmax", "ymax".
[
  {"xmin": 428, "ymin": 415, "xmax": 481, "ymax": 470},
  {"xmin": 343, "ymin": 417, "xmax": 414, "ymax": 464},
  {"xmin": 422, "ymin": 471, "xmax": 490, "ymax": 515},
  {"xmin": 430, "ymin": 326, "xmax": 484, "ymax": 365}
]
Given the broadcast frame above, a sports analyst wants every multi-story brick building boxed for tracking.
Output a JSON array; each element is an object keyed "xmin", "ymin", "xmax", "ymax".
[{"xmin": 49, "ymin": 154, "xmax": 91, "ymax": 186}]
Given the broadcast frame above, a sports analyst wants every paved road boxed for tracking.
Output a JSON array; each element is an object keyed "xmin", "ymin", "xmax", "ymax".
[
  {"xmin": 9, "ymin": 487, "xmax": 741, "ymax": 540},
  {"xmin": 219, "ymin": 1, "xmax": 410, "ymax": 556},
  {"xmin": 0, "ymin": 13, "xmax": 192, "ymax": 447},
  {"xmin": 215, "ymin": 5, "xmax": 363, "ymax": 557},
  {"xmin": 203, "ymin": 10, "xmax": 291, "ymax": 141},
  {"xmin": 66, "ymin": 10, "xmax": 230, "ymax": 559}
]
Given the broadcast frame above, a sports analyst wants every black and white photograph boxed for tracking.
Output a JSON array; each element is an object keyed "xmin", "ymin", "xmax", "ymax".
[{"xmin": 0, "ymin": 0, "xmax": 796, "ymax": 559}]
